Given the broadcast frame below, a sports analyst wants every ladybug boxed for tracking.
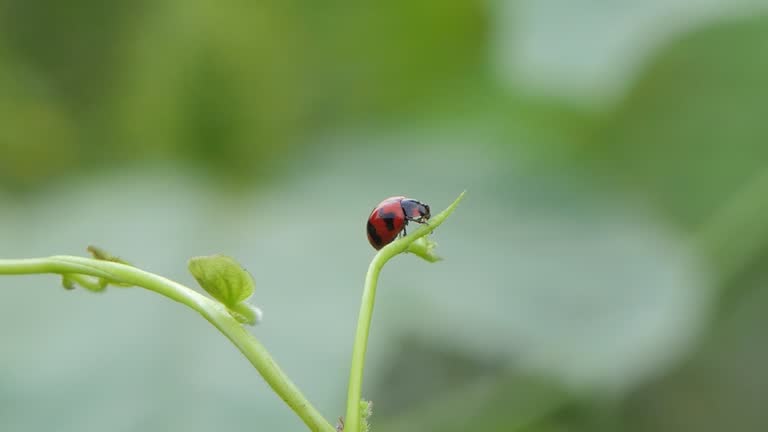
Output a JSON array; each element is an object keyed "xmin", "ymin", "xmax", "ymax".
[{"xmin": 366, "ymin": 196, "xmax": 431, "ymax": 250}]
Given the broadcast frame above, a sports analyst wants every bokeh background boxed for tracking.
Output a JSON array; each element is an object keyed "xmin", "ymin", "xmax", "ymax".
[{"xmin": 1, "ymin": 1, "xmax": 768, "ymax": 431}]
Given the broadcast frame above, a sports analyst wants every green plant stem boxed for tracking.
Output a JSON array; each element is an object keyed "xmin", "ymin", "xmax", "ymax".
[
  {"xmin": 0, "ymin": 256, "xmax": 335, "ymax": 432},
  {"xmin": 344, "ymin": 192, "xmax": 465, "ymax": 432}
]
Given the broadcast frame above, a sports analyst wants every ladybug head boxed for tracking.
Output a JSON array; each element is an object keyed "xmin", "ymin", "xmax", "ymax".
[{"xmin": 401, "ymin": 198, "xmax": 431, "ymax": 223}]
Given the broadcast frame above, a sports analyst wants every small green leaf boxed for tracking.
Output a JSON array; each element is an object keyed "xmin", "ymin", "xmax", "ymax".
[
  {"xmin": 188, "ymin": 255, "xmax": 255, "ymax": 306},
  {"xmin": 407, "ymin": 236, "xmax": 442, "ymax": 263}
]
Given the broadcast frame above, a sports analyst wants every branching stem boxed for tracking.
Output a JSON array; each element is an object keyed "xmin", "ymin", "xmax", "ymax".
[
  {"xmin": 0, "ymin": 256, "xmax": 335, "ymax": 432},
  {"xmin": 0, "ymin": 191, "xmax": 465, "ymax": 432}
]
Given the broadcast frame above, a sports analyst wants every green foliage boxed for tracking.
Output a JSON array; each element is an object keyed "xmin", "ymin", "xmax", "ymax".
[
  {"xmin": 2, "ymin": 0, "xmax": 768, "ymax": 430},
  {"xmin": 188, "ymin": 254, "xmax": 261, "ymax": 325},
  {"xmin": 0, "ymin": 0, "xmax": 488, "ymax": 189},
  {"xmin": 0, "ymin": 193, "xmax": 463, "ymax": 431},
  {"xmin": 588, "ymin": 15, "xmax": 768, "ymax": 230},
  {"xmin": 0, "ymin": 253, "xmax": 335, "ymax": 431}
]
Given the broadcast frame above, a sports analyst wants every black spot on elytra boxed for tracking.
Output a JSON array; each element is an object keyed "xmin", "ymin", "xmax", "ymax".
[
  {"xmin": 378, "ymin": 208, "xmax": 400, "ymax": 231},
  {"xmin": 367, "ymin": 220, "xmax": 382, "ymax": 246}
]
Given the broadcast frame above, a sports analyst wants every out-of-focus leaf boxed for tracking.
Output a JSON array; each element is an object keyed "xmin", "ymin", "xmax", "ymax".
[
  {"xmin": 0, "ymin": 0, "xmax": 141, "ymax": 109},
  {"xmin": 588, "ymin": 15, "xmax": 768, "ymax": 230},
  {"xmin": 622, "ymin": 276, "xmax": 768, "ymax": 432},
  {"xmin": 376, "ymin": 368, "xmax": 570, "ymax": 432},
  {"xmin": 112, "ymin": 1, "xmax": 308, "ymax": 182},
  {"xmin": 0, "ymin": 55, "xmax": 80, "ymax": 191},
  {"xmin": 306, "ymin": 0, "xmax": 487, "ymax": 119},
  {"xmin": 575, "ymin": 14, "xmax": 768, "ymax": 432},
  {"xmin": 583, "ymin": 14, "xmax": 768, "ymax": 301}
]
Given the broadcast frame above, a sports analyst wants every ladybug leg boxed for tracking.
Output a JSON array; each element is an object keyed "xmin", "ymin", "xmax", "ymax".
[
  {"xmin": 404, "ymin": 217, "xmax": 432, "ymax": 235},
  {"xmin": 405, "ymin": 216, "xmax": 429, "ymax": 225}
]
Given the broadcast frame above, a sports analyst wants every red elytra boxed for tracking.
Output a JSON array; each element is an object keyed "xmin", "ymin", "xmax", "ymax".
[{"xmin": 366, "ymin": 196, "xmax": 431, "ymax": 250}]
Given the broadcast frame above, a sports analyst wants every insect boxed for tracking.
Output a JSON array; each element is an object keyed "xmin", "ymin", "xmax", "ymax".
[{"xmin": 366, "ymin": 196, "xmax": 431, "ymax": 250}]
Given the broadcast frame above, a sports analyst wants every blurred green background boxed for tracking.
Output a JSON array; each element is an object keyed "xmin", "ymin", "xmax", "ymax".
[{"xmin": 2, "ymin": 0, "xmax": 768, "ymax": 430}]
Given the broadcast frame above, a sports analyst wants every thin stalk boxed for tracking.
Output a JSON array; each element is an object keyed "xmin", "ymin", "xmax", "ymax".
[
  {"xmin": 344, "ymin": 192, "xmax": 465, "ymax": 432},
  {"xmin": 0, "ymin": 256, "xmax": 335, "ymax": 432}
]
